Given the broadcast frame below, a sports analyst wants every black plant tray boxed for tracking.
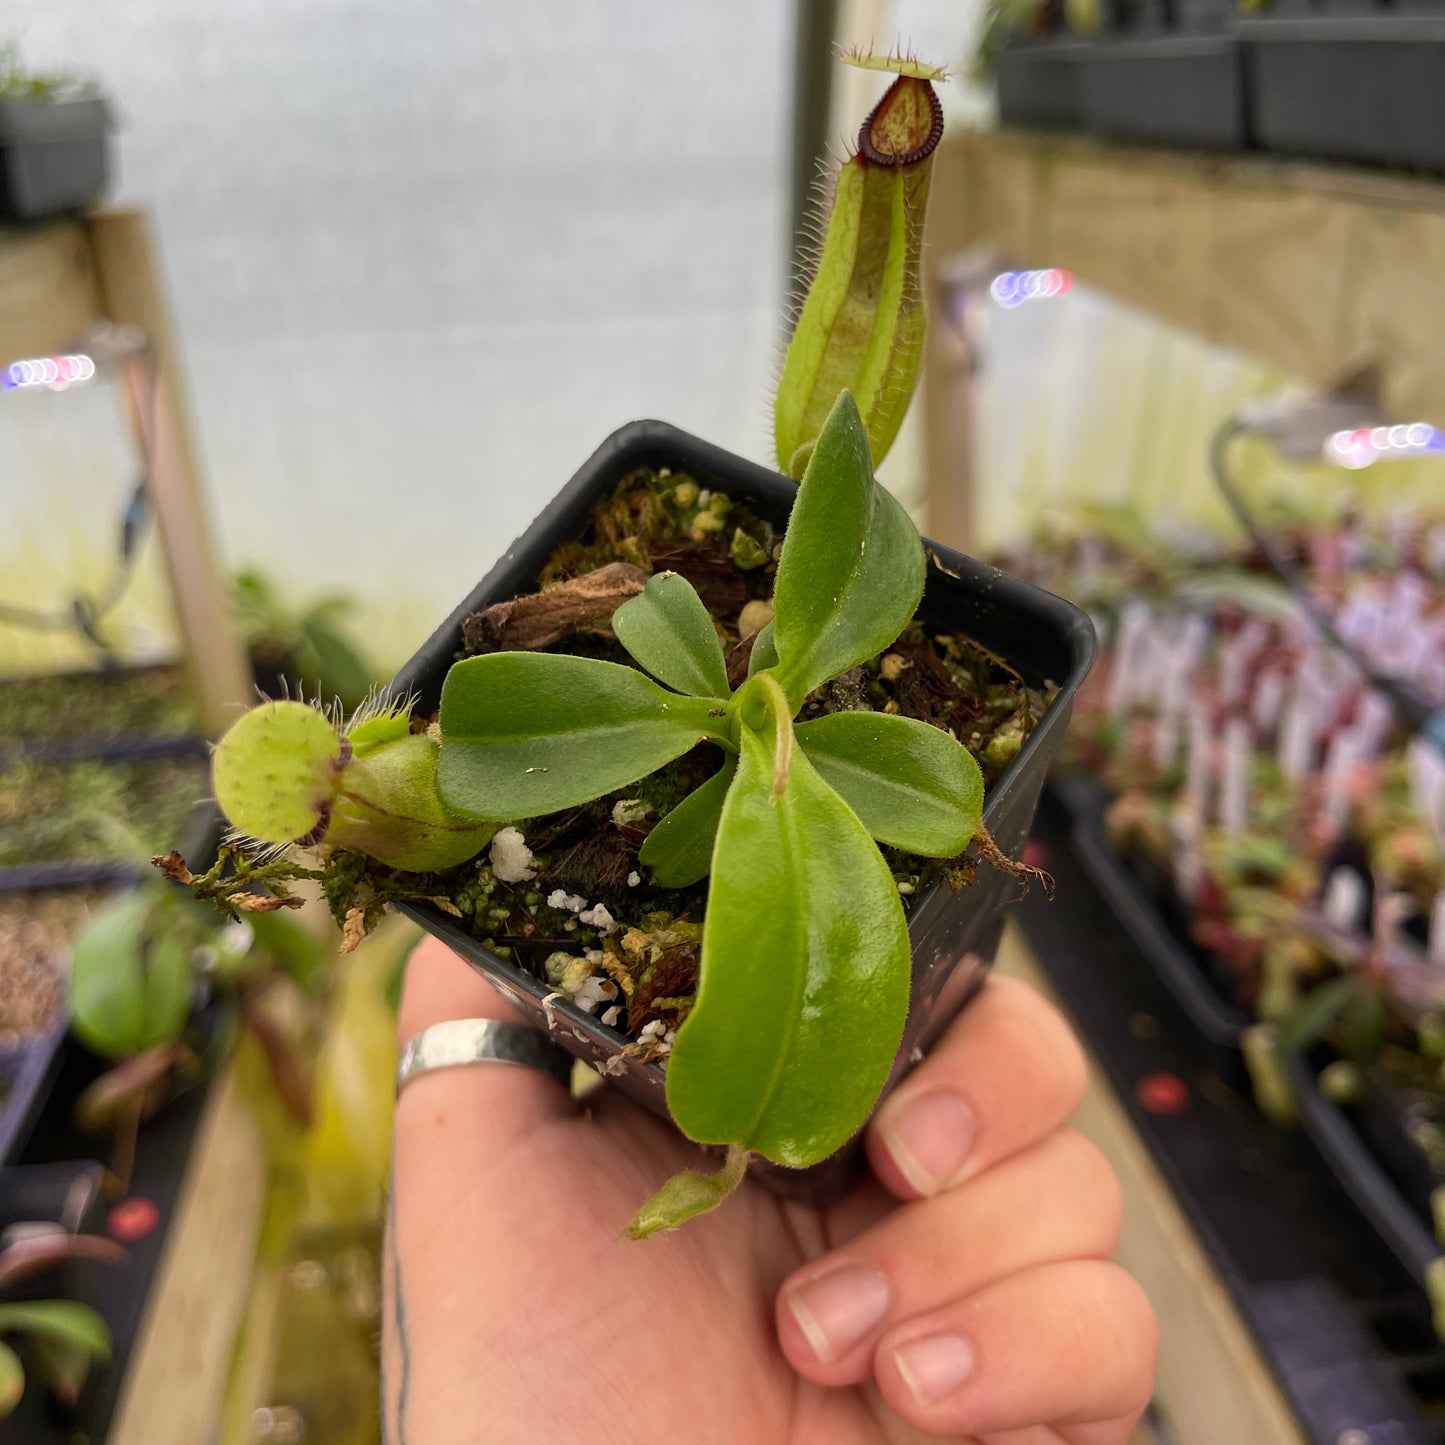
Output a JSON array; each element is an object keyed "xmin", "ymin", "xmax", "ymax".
[
  {"xmin": 1049, "ymin": 773, "xmax": 1250, "ymax": 1060},
  {"xmin": 0, "ymin": 95, "xmax": 112, "ymax": 223},
  {"xmin": 0, "ymin": 663, "xmax": 201, "ymax": 767},
  {"xmin": 996, "ymin": 40, "xmax": 1089, "ymax": 132},
  {"xmin": 1022, "ymin": 792, "xmax": 1445, "ymax": 1445},
  {"xmin": 1077, "ymin": 35, "xmax": 1247, "ymax": 149},
  {"xmin": 1240, "ymin": 15, "xmax": 1445, "ymax": 171},
  {"xmin": 1050, "ymin": 775, "xmax": 1445, "ymax": 1299},
  {"xmin": 0, "ymin": 805, "xmax": 222, "ymax": 1167},
  {"xmin": 390, "ymin": 419, "xmax": 1096, "ymax": 1205},
  {"xmin": 0, "ymin": 1060, "xmax": 214, "ymax": 1442},
  {"xmin": 0, "ymin": 756, "xmax": 213, "ymax": 895},
  {"xmin": 1288, "ymin": 1057, "xmax": 1442, "ymax": 1289}
]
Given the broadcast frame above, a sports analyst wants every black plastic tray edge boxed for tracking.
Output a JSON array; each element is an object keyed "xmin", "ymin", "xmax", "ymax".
[
  {"xmin": 1053, "ymin": 778, "xmax": 1445, "ymax": 1292},
  {"xmin": 1060, "ymin": 791, "xmax": 1250, "ymax": 1049},
  {"xmin": 1286, "ymin": 1054, "xmax": 1443, "ymax": 1289}
]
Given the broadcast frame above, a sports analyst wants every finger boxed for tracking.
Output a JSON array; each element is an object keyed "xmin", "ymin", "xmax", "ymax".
[
  {"xmin": 873, "ymin": 1260, "xmax": 1157, "ymax": 1440},
  {"xmin": 395, "ymin": 933, "xmax": 573, "ymax": 1151},
  {"xmin": 778, "ymin": 1129, "xmax": 1121, "ymax": 1384},
  {"xmin": 866, "ymin": 974, "xmax": 1087, "ymax": 1200}
]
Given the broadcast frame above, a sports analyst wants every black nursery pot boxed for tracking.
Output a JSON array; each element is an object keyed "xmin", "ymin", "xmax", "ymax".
[
  {"xmin": 390, "ymin": 422, "xmax": 1096, "ymax": 1204},
  {"xmin": 0, "ymin": 95, "xmax": 112, "ymax": 222},
  {"xmin": 995, "ymin": 39, "xmax": 1089, "ymax": 133}
]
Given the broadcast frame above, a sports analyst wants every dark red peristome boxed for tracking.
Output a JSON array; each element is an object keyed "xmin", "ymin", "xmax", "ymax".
[{"xmin": 858, "ymin": 76, "xmax": 944, "ymax": 168}]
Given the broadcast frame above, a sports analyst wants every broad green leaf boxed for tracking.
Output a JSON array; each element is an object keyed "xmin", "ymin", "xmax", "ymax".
[
  {"xmin": 0, "ymin": 1302, "xmax": 110, "ymax": 1361},
  {"xmin": 28, "ymin": 1335, "xmax": 93, "ymax": 1409},
  {"xmin": 638, "ymin": 755, "xmax": 738, "ymax": 888},
  {"xmin": 666, "ymin": 680, "xmax": 911, "ymax": 1168},
  {"xmin": 0, "ymin": 1342, "xmax": 21, "ymax": 1418},
  {"xmin": 1275, "ymin": 974, "xmax": 1358, "ymax": 1056},
  {"xmin": 796, "ymin": 712, "xmax": 983, "ymax": 857},
  {"xmin": 70, "ymin": 890, "xmax": 191, "ymax": 1060},
  {"xmin": 438, "ymin": 653, "xmax": 730, "ymax": 819},
  {"xmin": 746, "ymin": 621, "xmax": 779, "ymax": 678},
  {"xmin": 613, "ymin": 571, "xmax": 731, "ymax": 699},
  {"xmin": 297, "ymin": 611, "xmax": 376, "ymax": 711},
  {"xmin": 1341, "ymin": 984, "xmax": 1388, "ymax": 1063},
  {"xmin": 247, "ymin": 909, "xmax": 331, "ymax": 995},
  {"xmin": 138, "ymin": 929, "xmax": 193, "ymax": 1052},
  {"xmin": 771, "ymin": 393, "xmax": 924, "ymax": 708},
  {"xmin": 626, "ymin": 1144, "xmax": 750, "ymax": 1239}
]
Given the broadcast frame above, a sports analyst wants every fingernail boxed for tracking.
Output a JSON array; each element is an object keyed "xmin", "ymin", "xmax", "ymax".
[
  {"xmin": 785, "ymin": 1267, "xmax": 891, "ymax": 1363},
  {"xmin": 877, "ymin": 1090, "xmax": 976, "ymax": 1195},
  {"xmin": 893, "ymin": 1334, "xmax": 976, "ymax": 1405}
]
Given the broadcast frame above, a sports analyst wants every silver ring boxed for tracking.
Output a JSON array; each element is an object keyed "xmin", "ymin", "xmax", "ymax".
[{"xmin": 396, "ymin": 1019, "xmax": 574, "ymax": 1096}]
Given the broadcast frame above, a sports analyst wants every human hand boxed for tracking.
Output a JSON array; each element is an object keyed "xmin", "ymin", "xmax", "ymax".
[{"xmin": 384, "ymin": 935, "xmax": 1155, "ymax": 1444}]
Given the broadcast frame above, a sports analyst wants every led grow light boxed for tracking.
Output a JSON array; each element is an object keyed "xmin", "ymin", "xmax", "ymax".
[
  {"xmin": 989, "ymin": 269, "xmax": 1073, "ymax": 309},
  {"xmin": 1325, "ymin": 423, "xmax": 1445, "ymax": 470},
  {"xmin": 2, "ymin": 353, "xmax": 96, "ymax": 392}
]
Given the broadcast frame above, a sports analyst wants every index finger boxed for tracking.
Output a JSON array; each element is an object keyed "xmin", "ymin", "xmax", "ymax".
[{"xmin": 865, "ymin": 973, "xmax": 1088, "ymax": 1200}]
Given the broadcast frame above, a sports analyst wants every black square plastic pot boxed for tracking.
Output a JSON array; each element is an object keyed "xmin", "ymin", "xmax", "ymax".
[
  {"xmin": 1078, "ymin": 35, "xmax": 1247, "ymax": 149},
  {"xmin": 0, "ymin": 95, "xmax": 112, "ymax": 222},
  {"xmin": 995, "ymin": 39, "xmax": 1089, "ymax": 131},
  {"xmin": 390, "ymin": 421, "xmax": 1096, "ymax": 1203},
  {"xmin": 1240, "ymin": 16, "xmax": 1445, "ymax": 170}
]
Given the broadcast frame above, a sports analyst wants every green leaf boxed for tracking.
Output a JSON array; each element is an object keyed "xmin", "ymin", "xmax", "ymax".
[
  {"xmin": 28, "ymin": 1334, "xmax": 94, "ymax": 1410},
  {"xmin": 666, "ymin": 676, "xmax": 911, "ymax": 1168},
  {"xmin": 638, "ymin": 755, "xmax": 738, "ymax": 887},
  {"xmin": 625, "ymin": 1144, "xmax": 750, "ymax": 1238},
  {"xmin": 69, "ymin": 891, "xmax": 152, "ymax": 1057},
  {"xmin": 1275, "ymin": 974, "xmax": 1358, "ymax": 1056},
  {"xmin": 771, "ymin": 393, "xmax": 924, "ymax": 707},
  {"xmin": 0, "ymin": 1341, "xmax": 21, "ymax": 1418},
  {"xmin": 69, "ymin": 890, "xmax": 192, "ymax": 1060},
  {"xmin": 438, "ymin": 653, "xmax": 730, "ymax": 819},
  {"xmin": 612, "ymin": 571, "xmax": 731, "ymax": 699},
  {"xmin": 1341, "ymin": 984, "xmax": 1389, "ymax": 1063},
  {"xmin": 796, "ymin": 712, "xmax": 983, "ymax": 857},
  {"xmin": 746, "ymin": 621, "xmax": 779, "ymax": 678},
  {"xmin": 247, "ymin": 909, "xmax": 331, "ymax": 995},
  {"xmin": 138, "ymin": 929, "xmax": 193, "ymax": 1052},
  {"xmin": 0, "ymin": 1302, "xmax": 110, "ymax": 1361},
  {"xmin": 297, "ymin": 613, "xmax": 376, "ymax": 711}
]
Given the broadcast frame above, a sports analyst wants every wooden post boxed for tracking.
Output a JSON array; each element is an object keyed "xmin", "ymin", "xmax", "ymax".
[{"xmin": 86, "ymin": 210, "xmax": 251, "ymax": 738}]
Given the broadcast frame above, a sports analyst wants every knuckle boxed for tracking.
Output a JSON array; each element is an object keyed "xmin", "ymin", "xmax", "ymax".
[
  {"xmin": 1049, "ymin": 1130, "xmax": 1124, "ymax": 1249},
  {"xmin": 995, "ymin": 989, "xmax": 1088, "ymax": 1114},
  {"xmin": 1084, "ymin": 1262, "xmax": 1159, "ymax": 1397}
]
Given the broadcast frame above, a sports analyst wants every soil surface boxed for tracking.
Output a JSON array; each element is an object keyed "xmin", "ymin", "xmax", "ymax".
[
  {"xmin": 0, "ymin": 665, "xmax": 195, "ymax": 744},
  {"xmin": 0, "ymin": 888, "xmax": 92, "ymax": 1040},
  {"xmin": 0, "ymin": 754, "xmax": 209, "ymax": 866},
  {"xmin": 316, "ymin": 468, "xmax": 1057, "ymax": 1050}
]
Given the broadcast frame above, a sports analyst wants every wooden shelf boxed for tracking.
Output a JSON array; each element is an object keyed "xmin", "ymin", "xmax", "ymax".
[
  {"xmin": 921, "ymin": 130, "xmax": 1445, "ymax": 547},
  {"xmin": 0, "ymin": 212, "xmax": 251, "ymax": 733}
]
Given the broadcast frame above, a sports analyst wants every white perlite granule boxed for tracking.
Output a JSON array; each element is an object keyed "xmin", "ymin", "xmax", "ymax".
[
  {"xmin": 579, "ymin": 903, "xmax": 615, "ymax": 933},
  {"xmin": 488, "ymin": 827, "xmax": 536, "ymax": 883}
]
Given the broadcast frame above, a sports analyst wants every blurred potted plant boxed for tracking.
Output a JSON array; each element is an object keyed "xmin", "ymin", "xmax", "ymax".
[
  {"xmin": 0, "ymin": 42, "xmax": 113, "ymax": 222},
  {"xmin": 235, "ymin": 569, "xmax": 380, "ymax": 714}
]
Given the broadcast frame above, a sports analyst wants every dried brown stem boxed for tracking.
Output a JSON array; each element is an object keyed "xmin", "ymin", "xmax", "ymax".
[{"xmin": 462, "ymin": 562, "xmax": 647, "ymax": 653}]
